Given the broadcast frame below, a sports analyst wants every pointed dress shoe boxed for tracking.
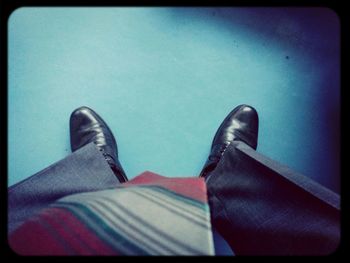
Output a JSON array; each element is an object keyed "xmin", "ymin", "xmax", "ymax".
[
  {"xmin": 199, "ymin": 104, "xmax": 259, "ymax": 179},
  {"xmin": 70, "ymin": 106, "xmax": 128, "ymax": 183}
]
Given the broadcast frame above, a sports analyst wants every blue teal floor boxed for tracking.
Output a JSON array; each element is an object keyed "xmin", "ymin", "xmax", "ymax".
[{"xmin": 8, "ymin": 7, "xmax": 340, "ymax": 255}]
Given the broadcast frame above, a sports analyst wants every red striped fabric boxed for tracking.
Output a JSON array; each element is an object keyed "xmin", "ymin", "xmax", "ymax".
[
  {"xmin": 123, "ymin": 171, "xmax": 208, "ymax": 202},
  {"xmin": 9, "ymin": 171, "xmax": 214, "ymax": 255}
]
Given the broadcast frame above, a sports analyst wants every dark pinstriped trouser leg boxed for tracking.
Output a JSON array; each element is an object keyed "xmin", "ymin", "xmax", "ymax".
[
  {"xmin": 8, "ymin": 143, "xmax": 120, "ymax": 235},
  {"xmin": 206, "ymin": 141, "xmax": 340, "ymax": 255}
]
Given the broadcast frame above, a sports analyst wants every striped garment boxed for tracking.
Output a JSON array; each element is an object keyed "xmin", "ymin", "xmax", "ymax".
[{"xmin": 9, "ymin": 172, "xmax": 215, "ymax": 255}]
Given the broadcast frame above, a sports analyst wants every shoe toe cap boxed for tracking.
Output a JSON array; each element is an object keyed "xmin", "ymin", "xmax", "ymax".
[
  {"xmin": 234, "ymin": 104, "xmax": 259, "ymax": 131},
  {"xmin": 70, "ymin": 106, "xmax": 100, "ymax": 127}
]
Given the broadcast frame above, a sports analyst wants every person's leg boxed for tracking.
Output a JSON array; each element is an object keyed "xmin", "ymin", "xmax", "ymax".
[
  {"xmin": 200, "ymin": 105, "xmax": 340, "ymax": 255},
  {"xmin": 8, "ymin": 142, "xmax": 120, "ymax": 234},
  {"xmin": 8, "ymin": 106, "xmax": 128, "ymax": 234},
  {"xmin": 207, "ymin": 141, "xmax": 339, "ymax": 255}
]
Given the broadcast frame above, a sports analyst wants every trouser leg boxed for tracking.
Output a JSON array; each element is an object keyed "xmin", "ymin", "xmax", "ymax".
[
  {"xmin": 206, "ymin": 141, "xmax": 340, "ymax": 255},
  {"xmin": 8, "ymin": 142, "xmax": 120, "ymax": 234}
]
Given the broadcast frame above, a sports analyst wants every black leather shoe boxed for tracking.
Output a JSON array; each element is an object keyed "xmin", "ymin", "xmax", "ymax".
[
  {"xmin": 199, "ymin": 104, "xmax": 259, "ymax": 179},
  {"xmin": 70, "ymin": 106, "xmax": 128, "ymax": 183}
]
